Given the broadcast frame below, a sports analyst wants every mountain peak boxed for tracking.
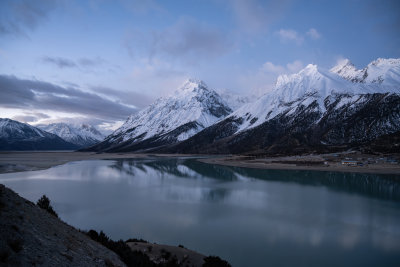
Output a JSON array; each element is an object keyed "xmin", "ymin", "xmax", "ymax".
[
  {"xmin": 330, "ymin": 59, "xmax": 355, "ymax": 73},
  {"xmin": 178, "ymin": 78, "xmax": 209, "ymax": 94},
  {"xmin": 298, "ymin": 64, "xmax": 319, "ymax": 75},
  {"xmin": 304, "ymin": 63, "xmax": 318, "ymax": 70},
  {"xmin": 98, "ymin": 79, "xmax": 232, "ymax": 151},
  {"xmin": 369, "ymin": 58, "xmax": 400, "ymax": 67},
  {"xmin": 187, "ymin": 78, "xmax": 205, "ymax": 85},
  {"xmin": 275, "ymin": 64, "xmax": 321, "ymax": 88}
]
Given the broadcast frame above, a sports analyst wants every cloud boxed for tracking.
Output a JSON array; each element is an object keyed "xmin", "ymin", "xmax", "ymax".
[
  {"xmin": 0, "ymin": 0, "xmax": 57, "ymax": 36},
  {"xmin": 277, "ymin": 28, "xmax": 321, "ymax": 44},
  {"xmin": 41, "ymin": 56, "xmax": 106, "ymax": 69},
  {"xmin": 306, "ymin": 28, "xmax": 321, "ymax": 40},
  {"xmin": 265, "ymin": 60, "xmax": 304, "ymax": 74},
  {"xmin": 261, "ymin": 62, "xmax": 286, "ymax": 74},
  {"xmin": 42, "ymin": 56, "xmax": 77, "ymax": 68},
  {"xmin": 0, "ymin": 74, "xmax": 139, "ymax": 120},
  {"xmin": 277, "ymin": 29, "xmax": 304, "ymax": 45},
  {"xmin": 124, "ymin": 17, "xmax": 233, "ymax": 63},
  {"xmin": 12, "ymin": 111, "xmax": 50, "ymax": 123},
  {"xmin": 230, "ymin": 0, "xmax": 290, "ymax": 34},
  {"xmin": 78, "ymin": 57, "xmax": 105, "ymax": 67},
  {"xmin": 238, "ymin": 60, "xmax": 304, "ymax": 95},
  {"xmin": 126, "ymin": 57, "xmax": 189, "ymax": 96},
  {"xmin": 286, "ymin": 60, "xmax": 304, "ymax": 73},
  {"xmin": 92, "ymin": 85, "xmax": 154, "ymax": 109}
]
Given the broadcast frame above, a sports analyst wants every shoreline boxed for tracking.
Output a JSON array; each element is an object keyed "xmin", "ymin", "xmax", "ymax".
[
  {"xmin": 0, "ymin": 151, "xmax": 399, "ymax": 175},
  {"xmin": 0, "ymin": 151, "xmax": 197, "ymax": 174},
  {"xmin": 199, "ymin": 155, "xmax": 400, "ymax": 175}
]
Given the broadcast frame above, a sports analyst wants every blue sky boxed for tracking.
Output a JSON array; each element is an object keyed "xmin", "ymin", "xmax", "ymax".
[{"xmin": 0, "ymin": 0, "xmax": 399, "ymax": 131}]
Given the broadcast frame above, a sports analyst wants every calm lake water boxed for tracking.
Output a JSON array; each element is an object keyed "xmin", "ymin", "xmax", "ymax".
[{"xmin": 1, "ymin": 157, "xmax": 400, "ymax": 267}]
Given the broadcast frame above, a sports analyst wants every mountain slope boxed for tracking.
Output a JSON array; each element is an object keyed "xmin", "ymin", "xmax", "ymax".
[
  {"xmin": 168, "ymin": 58, "xmax": 400, "ymax": 155},
  {"xmin": 84, "ymin": 79, "xmax": 232, "ymax": 152},
  {"xmin": 38, "ymin": 123, "xmax": 104, "ymax": 148},
  {"xmin": 0, "ymin": 118, "xmax": 78, "ymax": 151},
  {"xmin": 0, "ymin": 185, "xmax": 126, "ymax": 267}
]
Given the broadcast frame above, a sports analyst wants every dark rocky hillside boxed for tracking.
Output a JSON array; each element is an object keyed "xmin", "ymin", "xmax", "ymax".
[{"xmin": 0, "ymin": 184, "xmax": 125, "ymax": 267}]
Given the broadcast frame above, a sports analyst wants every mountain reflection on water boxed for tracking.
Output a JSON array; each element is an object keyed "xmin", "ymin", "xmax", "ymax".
[
  {"xmin": 1, "ymin": 157, "xmax": 399, "ymax": 267},
  {"xmin": 108, "ymin": 157, "xmax": 400, "ymax": 201}
]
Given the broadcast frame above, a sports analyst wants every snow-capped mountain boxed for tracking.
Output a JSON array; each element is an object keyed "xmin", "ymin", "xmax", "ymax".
[
  {"xmin": 85, "ymin": 79, "xmax": 232, "ymax": 152},
  {"xmin": 38, "ymin": 123, "xmax": 104, "ymax": 148},
  {"xmin": 0, "ymin": 118, "xmax": 78, "ymax": 151},
  {"xmin": 170, "ymin": 58, "xmax": 400, "ymax": 154},
  {"xmin": 330, "ymin": 58, "xmax": 400, "ymax": 86},
  {"xmin": 226, "ymin": 62, "xmax": 399, "ymax": 134}
]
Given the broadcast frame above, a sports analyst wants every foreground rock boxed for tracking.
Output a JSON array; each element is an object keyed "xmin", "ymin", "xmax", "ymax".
[{"xmin": 0, "ymin": 184, "xmax": 126, "ymax": 267}]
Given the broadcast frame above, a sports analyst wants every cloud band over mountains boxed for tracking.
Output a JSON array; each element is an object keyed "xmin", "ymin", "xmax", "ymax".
[{"xmin": 0, "ymin": 74, "xmax": 138, "ymax": 120}]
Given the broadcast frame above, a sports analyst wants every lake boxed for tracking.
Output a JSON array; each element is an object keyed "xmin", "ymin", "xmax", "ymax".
[{"xmin": 1, "ymin": 157, "xmax": 400, "ymax": 267}]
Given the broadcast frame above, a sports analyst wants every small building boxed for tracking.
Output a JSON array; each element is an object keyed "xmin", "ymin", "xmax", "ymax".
[{"xmin": 341, "ymin": 160, "xmax": 358, "ymax": 166}]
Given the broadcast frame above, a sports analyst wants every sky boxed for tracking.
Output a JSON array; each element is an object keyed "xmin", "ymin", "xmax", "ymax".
[{"xmin": 0, "ymin": 0, "xmax": 399, "ymax": 133}]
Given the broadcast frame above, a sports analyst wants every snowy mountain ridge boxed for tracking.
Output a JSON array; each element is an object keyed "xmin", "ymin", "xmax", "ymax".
[
  {"xmin": 38, "ymin": 123, "xmax": 104, "ymax": 148},
  {"xmin": 228, "ymin": 59, "xmax": 400, "ymax": 134},
  {"xmin": 112, "ymin": 79, "xmax": 232, "ymax": 142},
  {"xmin": 0, "ymin": 118, "xmax": 45, "ymax": 139},
  {"xmin": 330, "ymin": 57, "xmax": 400, "ymax": 85},
  {"xmin": 86, "ymin": 57, "xmax": 400, "ymax": 154},
  {"xmin": 0, "ymin": 118, "xmax": 78, "ymax": 150}
]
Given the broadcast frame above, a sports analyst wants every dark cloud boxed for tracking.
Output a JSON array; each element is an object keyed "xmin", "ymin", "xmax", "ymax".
[
  {"xmin": 42, "ymin": 56, "xmax": 77, "ymax": 68},
  {"xmin": 0, "ymin": 74, "xmax": 138, "ymax": 120},
  {"xmin": 0, "ymin": 0, "xmax": 57, "ymax": 36}
]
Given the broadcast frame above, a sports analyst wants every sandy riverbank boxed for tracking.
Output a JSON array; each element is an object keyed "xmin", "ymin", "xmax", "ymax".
[
  {"xmin": 200, "ymin": 154, "xmax": 400, "ymax": 175},
  {"xmin": 0, "ymin": 151, "xmax": 399, "ymax": 175}
]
